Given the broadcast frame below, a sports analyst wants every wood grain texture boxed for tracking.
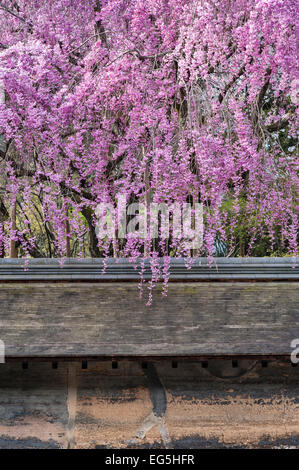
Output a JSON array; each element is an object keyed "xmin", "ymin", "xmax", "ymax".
[{"xmin": 0, "ymin": 282, "xmax": 298, "ymax": 357}]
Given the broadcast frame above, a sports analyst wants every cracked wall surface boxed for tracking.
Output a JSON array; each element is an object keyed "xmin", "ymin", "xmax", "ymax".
[{"xmin": 0, "ymin": 359, "xmax": 298, "ymax": 448}]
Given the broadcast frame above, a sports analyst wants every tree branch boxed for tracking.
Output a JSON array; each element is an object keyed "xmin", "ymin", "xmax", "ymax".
[
  {"xmin": 0, "ymin": 1, "xmax": 32, "ymax": 30},
  {"xmin": 218, "ymin": 58, "xmax": 253, "ymax": 103},
  {"xmin": 94, "ymin": 0, "xmax": 107, "ymax": 46},
  {"xmin": 266, "ymin": 118, "xmax": 289, "ymax": 132}
]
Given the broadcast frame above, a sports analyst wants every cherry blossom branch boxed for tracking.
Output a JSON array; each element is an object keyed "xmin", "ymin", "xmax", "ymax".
[
  {"xmin": 0, "ymin": 2, "xmax": 26, "ymax": 22},
  {"xmin": 266, "ymin": 118, "xmax": 289, "ymax": 132},
  {"xmin": 0, "ymin": 1, "xmax": 32, "ymax": 31},
  {"xmin": 105, "ymin": 48, "xmax": 171, "ymax": 67}
]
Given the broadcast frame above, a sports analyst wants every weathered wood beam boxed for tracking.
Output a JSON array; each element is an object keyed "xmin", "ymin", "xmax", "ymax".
[{"xmin": 0, "ymin": 281, "xmax": 298, "ymax": 358}]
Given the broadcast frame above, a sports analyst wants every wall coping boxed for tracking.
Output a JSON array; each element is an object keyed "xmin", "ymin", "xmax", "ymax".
[{"xmin": 0, "ymin": 257, "xmax": 297, "ymax": 281}]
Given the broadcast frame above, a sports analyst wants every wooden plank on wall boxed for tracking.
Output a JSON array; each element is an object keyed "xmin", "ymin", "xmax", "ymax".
[{"xmin": 0, "ymin": 282, "xmax": 298, "ymax": 357}]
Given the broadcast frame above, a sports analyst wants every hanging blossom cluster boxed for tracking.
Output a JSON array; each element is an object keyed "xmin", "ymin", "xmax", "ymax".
[{"xmin": 0, "ymin": 0, "xmax": 298, "ymax": 274}]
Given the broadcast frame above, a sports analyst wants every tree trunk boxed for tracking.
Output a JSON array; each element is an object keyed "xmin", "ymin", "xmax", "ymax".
[
  {"xmin": 10, "ymin": 200, "xmax": 18, "ymax": 258},
  {"xmin": 65, "ymin": 206, "xmax": 71, "ymax": 257},
  {"xmin": 82, "ymin": 207, "xmax": 100, "ymax": 257}
]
